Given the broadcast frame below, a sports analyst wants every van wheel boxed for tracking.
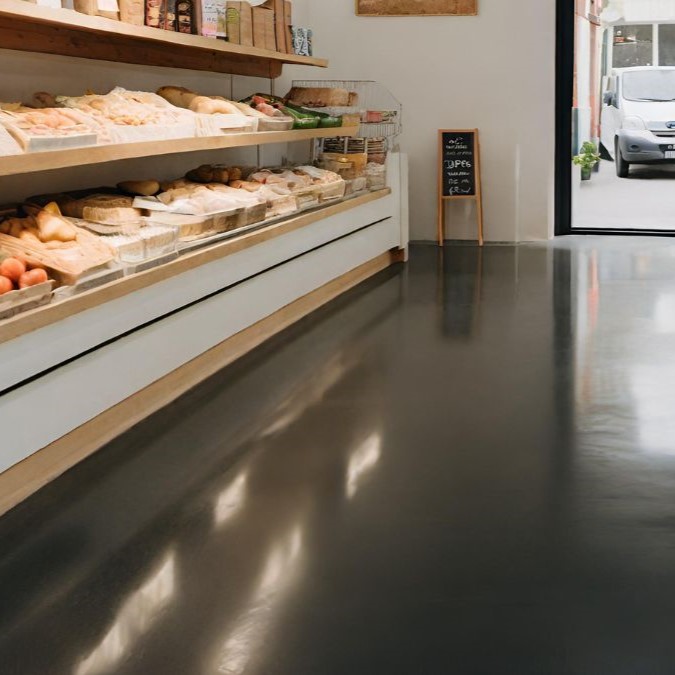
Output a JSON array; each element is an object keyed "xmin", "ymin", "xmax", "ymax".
[{"xmin": 615, "ymin": 138, "xmax": 630, "ymax": 177}]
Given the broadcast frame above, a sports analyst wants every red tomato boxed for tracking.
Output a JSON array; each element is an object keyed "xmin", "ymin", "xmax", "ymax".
[
  {"xmin": 0, "ymin": 257, "xmax": 26, "ymax": 283},
  {"xmin": 0, "ymin": 275, "xmax": 13, "ymax": 295},
  {"xmin": 18, "ymin": 268, "xmax": 48, "ymax": 289}
]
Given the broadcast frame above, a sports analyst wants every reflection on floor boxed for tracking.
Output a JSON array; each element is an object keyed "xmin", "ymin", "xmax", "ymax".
[
  {"xmin": 4, "ymin": 239, "xmax": 675, "ymax": 673},
  {"xmin": 574, "ymin": 159, "xmax": 675, "ymax": 230}
]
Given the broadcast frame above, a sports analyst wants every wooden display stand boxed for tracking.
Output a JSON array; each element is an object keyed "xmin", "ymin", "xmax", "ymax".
[{"xmin": 437, "ymin": 129, "xmax": 484, "ymax": 246}]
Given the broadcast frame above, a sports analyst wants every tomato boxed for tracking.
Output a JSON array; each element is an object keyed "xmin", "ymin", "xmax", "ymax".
[
  {"xmin": 0, "ymin": 275, "xmax": 13, "ymax": 295},
  {"xmin": 18, "ymin": 268, "xmax": 48, "ymax": 289},
  {"xmin": 0, "ymin": 257, "xmax": 26, "ymax": 283}
]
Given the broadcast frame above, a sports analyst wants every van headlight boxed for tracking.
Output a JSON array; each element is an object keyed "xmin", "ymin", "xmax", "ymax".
[{"xmin": 623, "ymin": 116, "xmax": 647, "ymax": 130}]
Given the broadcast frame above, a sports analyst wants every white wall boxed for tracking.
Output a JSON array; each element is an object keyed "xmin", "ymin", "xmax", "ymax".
[
  {"xmin": 289, "ymin": 0, "xmax": 557, "ymax": 242},
  {"xmin": 0, "ymin": 0, "xmax": 556, "ymax": 242}
]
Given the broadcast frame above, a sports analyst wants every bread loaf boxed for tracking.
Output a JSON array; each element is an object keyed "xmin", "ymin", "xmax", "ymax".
[
  {"xmin": 156, "ymin": 86, "xmax": 198, "ymax": 109},
  {"xmin": 285, "ymin": 87, "xmax": 358, "ymax": 108},
  {"xmin": 117, "ymin": 180, "xmax": 161, "ymax": 196},
  {"xmin": 60, "ymin": 194, "xmax": 142, "ymax": 224},
  {"xmin": 185, "ymin": 164, "xmax": 231, "ymax": 184}
]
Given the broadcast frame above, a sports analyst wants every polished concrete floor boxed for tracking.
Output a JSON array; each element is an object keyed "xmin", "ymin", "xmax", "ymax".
[{"xmin": 4, "ymin": 239, "xmax": 675, "ymax": 674}]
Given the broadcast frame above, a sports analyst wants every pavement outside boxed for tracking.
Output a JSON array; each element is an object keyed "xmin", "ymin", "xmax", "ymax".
[{"xmin": 574, "ymin": 158, "xmax": 675, "ymax": 230}]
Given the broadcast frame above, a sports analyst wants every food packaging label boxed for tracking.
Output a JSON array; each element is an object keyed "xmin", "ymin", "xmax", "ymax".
[
  {"xmin": 216, "ymin": 0, "xmax": 227, "ymax": 37},
  {"xmin": 225, "ymin": 1, "xmax": 240, "ymax": 42},
  {"xmin": 199, "ymin": 0, "xmax": 218, "ymax": 36},
  {"xmin": 176, "ymin": 0, "xmax": 193, "ymax": 33}
]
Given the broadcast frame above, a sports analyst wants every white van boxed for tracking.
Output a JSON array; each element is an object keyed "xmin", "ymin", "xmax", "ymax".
[{"xmin": 601, "ymin": 66, "xmax": 675, "ymax": 177}]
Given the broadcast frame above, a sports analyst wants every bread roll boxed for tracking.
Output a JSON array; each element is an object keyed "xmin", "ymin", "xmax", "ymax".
[
  {"xmin": 117, "ymin": 180, "xmax": 161, "ymax": 196},
  {"xmin": 156, "ymin": 86, "xmax": 198, "ymax": 109}
]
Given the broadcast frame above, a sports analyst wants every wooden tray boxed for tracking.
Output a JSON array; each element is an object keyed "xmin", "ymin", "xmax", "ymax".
[
  {"xmin": 0, "ymin": 227, "xmax": 114, "ymax": 285},
  {"xmin": 0, "ymin": 280, "xmax": 53, "ymax": 320}
]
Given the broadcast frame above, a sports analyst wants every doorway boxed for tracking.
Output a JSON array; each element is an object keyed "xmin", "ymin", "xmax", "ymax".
[{"xmin": 557, "ymin": 0, "xmax": 675, "ymax": 235}]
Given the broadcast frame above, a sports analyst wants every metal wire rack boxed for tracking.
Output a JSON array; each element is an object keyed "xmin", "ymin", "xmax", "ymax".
[{"xmin": 289, "ymin": 79, "xmax": 402, "ymax": 141}]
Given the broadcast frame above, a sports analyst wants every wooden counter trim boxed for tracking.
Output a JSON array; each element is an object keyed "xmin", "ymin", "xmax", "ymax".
[
  {"xmin": 0, "ymin": 249, "xmax": 400, "ymax": 516},
  {"xmin": 0, "ymin": 0, "xmax": 328, "ymax": 76},
  {"xmin": 0, "ymin": 127, "xmax": 360, "ymax": 178},
  {"xmin": 0, "ymin": 189, "xmax": 392, "ymax": 345}
]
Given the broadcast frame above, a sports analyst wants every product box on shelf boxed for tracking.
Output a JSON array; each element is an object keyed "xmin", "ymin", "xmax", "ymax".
[
  {"xmin": 74, "ymin": 0, "xmax": 120, "ymax": 19},
  {"xmin": 0, "ymin": 281, "xmax": 54, "ymax": 321},
  {"xmin": 284, "ymin": 0, "xmax": 292, "ymax": 53},
  {"xmin": 251, "ymin": 6, "xmax": 265, "ymax": 48},
  {"xmin": 252, "ymin": 5, "xmax": 275, "ymax": 51},
  {"xmin": 273, "ymin": 0, "xmax": 286, "ymax": 53},
  {"xmin": 195, "ymin": 0, "xmax": 218, "ymax": 37},
  {"xmin": 264, "ymin": 7, "xmax": 276, "ymax": 51},
  {"xmin": 216, "ymin": 0, "xmax": 227, "ymax": 38},
  {"xmin": 119, "ymin": 0, "xmax": 144, "ymax": 24},
  {"xmin": 176, "ymin": 0, "xmax": 194, "ymax": 33},
  {"xmin": 146, "ymin": 0, "xmax": 177, "ymax": 29}
]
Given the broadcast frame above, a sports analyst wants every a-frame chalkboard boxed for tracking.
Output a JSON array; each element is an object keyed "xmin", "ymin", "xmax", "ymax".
[{"xmin": 437, "ymin": 129, "xmax": 484, "ymax": 246}]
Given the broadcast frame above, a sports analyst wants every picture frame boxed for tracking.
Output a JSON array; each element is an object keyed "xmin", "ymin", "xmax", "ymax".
[{"xmin": 356, "ymin": 0, "xmax": 477, "ymax": 17}]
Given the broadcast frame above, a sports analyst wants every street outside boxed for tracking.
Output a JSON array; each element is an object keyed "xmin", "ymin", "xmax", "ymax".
[{"xmin": 574, "ymin": 160, "xmax": 675, "ymax": 230}]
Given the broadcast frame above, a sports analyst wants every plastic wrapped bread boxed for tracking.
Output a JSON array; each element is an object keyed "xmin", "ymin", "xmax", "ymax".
[
  {"xmin": 59, "ymin": 194, "xmax": 143, "ymax": 225},
  {"xmin": 56, "ymin": 88, "xmax": 196, "ymax": 143},
  {"xmin": 0, "ymin": 107, "xmax": 98, "ymax": 151}
]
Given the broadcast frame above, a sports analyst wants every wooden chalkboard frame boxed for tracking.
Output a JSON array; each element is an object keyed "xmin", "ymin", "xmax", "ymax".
[{"xmin": 437, "ymin": 129, "xmax": 484, "ymax": 247}]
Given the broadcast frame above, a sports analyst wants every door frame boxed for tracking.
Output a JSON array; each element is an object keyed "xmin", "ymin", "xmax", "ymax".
[
  {"xmin": 555, "ymin": 0, "xmax": 675, "ymax": 237},
  {"xmin": 555, "ymin": 0, "xmax": 574, "ymax": 236}
]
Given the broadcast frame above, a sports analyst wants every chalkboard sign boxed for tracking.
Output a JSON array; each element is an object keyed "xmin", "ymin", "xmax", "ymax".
[
  {"xmin": 437, "ymin": 128, "xmax": 484, "ymax": 246},
  {"xmin": 441, "ymin": 131, "xmax": 476, "ymax": 197}
]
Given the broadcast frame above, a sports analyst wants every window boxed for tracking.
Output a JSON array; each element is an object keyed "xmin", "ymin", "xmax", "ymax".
[
  {"xmin": 613, "ymin": 24, "xmax": 654, "ymax": 68},
  {"xmin": 659, "ymin": 24, "xmax": 675, "ymax": 66}
]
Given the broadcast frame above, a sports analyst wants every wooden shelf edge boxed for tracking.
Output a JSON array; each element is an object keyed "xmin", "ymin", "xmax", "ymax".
[
  {"xmin": 0, "ymin": 189, "xmax": 392, "ymax": 345},
  {"xmin": 0, "ymin": 127, "xmax": 360, "ymax": 178},
  {"xmin": 0, "ymin": 0, "xmax": 328, "ymax": 69}
]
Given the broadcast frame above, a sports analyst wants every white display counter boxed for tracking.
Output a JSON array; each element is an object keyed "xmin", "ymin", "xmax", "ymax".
[{"xmin": 0, "ymin": 153, "xmax": 408, "ymax": 514}]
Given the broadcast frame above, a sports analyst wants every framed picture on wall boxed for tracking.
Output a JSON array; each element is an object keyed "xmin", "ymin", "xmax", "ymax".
[{"xmin": 356, "ymin": 0, "xmax": 477, "ymax": 16}]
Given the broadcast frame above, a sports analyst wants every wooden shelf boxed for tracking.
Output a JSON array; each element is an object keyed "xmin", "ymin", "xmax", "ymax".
[
  {"xmin": 0, "ymin": 0, "xmax": 328, "ymax": 77},
  {"xmin": 0, "ymin": 126, "xmax": 360, "ymax": 177},
  {"xmin": 0, "ymin": 189, "xmax": 392, "ymax": 344}
]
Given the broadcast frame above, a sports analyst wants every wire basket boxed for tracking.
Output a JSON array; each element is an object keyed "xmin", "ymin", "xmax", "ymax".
[{"xmin": 289, "ymin": 79, "xmax": 402, "ymax": 139}]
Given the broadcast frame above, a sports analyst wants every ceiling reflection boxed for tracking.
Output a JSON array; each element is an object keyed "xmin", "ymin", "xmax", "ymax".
[
  {"xmin": 213, "ymin": 471, "xmax": 248, "ymax": 527},
  {"xmin": 217, "ymin": 525, "xmax": 304, "ymax": 675},
  {"xmin": 346, "ymin": 432, "xmax": 383, "ymax": 499},
  {"xmin": 0, "ymin": 264, "xmax": 408, "ymax": 674},
  {"xmin": 572, "ymin": 241, "xmax": 675, "ymax": 457},
  {"xmin": 75, "ymin": 551, "xmax": 176, "ymax": 675}
]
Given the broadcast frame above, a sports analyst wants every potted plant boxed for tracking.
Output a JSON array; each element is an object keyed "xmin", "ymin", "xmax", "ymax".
[{"xmin": 573, "ymin": 141, "xmax": 601, "ymax": 181}]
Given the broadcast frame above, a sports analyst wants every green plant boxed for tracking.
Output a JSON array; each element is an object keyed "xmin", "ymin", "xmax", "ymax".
[{"xmin": 573, "ymin": 141, "xmax": 601, "ymax": 172}]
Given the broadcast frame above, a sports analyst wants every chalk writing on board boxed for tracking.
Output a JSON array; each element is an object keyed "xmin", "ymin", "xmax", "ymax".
[{"xmin": 441, "ymin": 131, "xmax": 476, "ymax": 198}]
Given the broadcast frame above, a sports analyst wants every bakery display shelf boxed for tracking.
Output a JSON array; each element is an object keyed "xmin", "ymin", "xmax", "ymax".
[
  {"xmin": 0, "ymin": 188, "xmax": 391, "ymax": 344},
  {"xmin": 0, "ymin": 0, "xmax": 327, "ymax": 77},
  {"xmin": 0, "ymin": 127, "xmax": 360, "ymax": 178}
]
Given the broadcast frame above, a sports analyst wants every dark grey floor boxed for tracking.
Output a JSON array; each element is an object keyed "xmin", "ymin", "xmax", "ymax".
[{"xmin": 3, "ymin": 239, "xmax": 675, "ymax": 674}]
